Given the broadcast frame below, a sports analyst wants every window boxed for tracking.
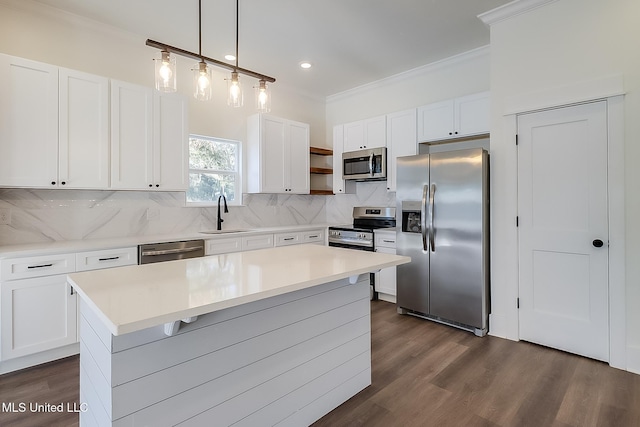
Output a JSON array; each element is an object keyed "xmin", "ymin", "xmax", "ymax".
[{"xmin": 187, "ymin": 135, "xmax": 241, "ymax": 206}]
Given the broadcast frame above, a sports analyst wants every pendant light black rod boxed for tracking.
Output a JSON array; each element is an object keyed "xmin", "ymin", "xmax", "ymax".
[
  {"xmin": 198, "ymin": 0, "xmax": 202, "ymax": 56},
  {"xmin": 235, "ymin": 0, "xmax": 239, "ymax": 70},
  {"xmin": 146, "ymin": 39, "xmax": 276, "ymax": 83}
]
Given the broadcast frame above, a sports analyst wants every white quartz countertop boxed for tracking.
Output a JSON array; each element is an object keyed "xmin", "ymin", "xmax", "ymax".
[
  {"xmin": 0, "ymin": 224, "xmax": 336, "ymax": 259},
  {"xmin": 68, "ymin": 244, "xmax": 410, "ymax": 336}
]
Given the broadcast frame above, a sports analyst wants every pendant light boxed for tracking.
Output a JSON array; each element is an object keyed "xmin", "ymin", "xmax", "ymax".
[
  {"xmin": 154, "ymin": 50, "xmax": 176, "ymax": 92},
  {"xmin": 192, "ymin": 0, "xmax": 212, "ymax": 101},
  {"xmin": 146, "ymin": 0, "xmax": 275, "ymax": 105},
  {"xmin": 255, "ymin": 79, "xmax": 271, "ymax": 112},
  {"xmin": 227, "ymin": 0, "xmax": 243, "ymax": 107}
]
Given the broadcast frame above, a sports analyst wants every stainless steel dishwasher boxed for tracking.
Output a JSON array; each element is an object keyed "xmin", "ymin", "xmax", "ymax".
[{"xmin": 138, "ymin": 240, "xmax": 205, "ymax": 264}]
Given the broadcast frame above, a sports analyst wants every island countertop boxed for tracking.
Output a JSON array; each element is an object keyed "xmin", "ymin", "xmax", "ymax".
[{"xmin": 67, "ymin": 244, "xmax": 410, "ymax": 336}]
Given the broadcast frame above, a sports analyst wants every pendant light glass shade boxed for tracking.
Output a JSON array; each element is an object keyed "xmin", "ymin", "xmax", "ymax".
[
  {"xmin": 193, "ymin": 61, "xmax": 212, "ymax": 101},
  {"xmin": 227, "ymin": 71, "xmax": 243, "ymax": 107},
  {"xmin": 154, "ymin": 51, "xmax": 177, "ymax": 92},
  {"xmin": 255, "ymin": 80, "xmax": 271, "ymax": 112}
]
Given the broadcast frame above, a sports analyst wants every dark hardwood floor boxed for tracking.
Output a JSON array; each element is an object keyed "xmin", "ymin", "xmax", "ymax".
[
  {"xmin": 1, "ymin": 301, "xmax": 639, "ymax": 426},
  {"xmin": 314, "ymin": 301, "xmax": 640, "ymax": 427}
]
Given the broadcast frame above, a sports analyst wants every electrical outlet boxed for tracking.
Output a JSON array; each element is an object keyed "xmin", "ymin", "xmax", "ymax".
[{"xmin": 0, "ymin": 208, "xmax": 11, "ymax": 225}]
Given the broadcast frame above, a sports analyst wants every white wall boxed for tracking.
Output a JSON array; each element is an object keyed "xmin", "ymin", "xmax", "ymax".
[{"xmin": 488, "ymin": 0, "xmax": 640, "ymax": 373}]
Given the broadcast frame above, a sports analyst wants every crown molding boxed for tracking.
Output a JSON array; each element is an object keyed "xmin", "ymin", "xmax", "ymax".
[
  {"xmin": 478, "ymin": 0, "xmax": 559, "ymax": 26},
  {"xmin": 326, "ymin": 45, "xmax": 490, "ymax": 104}
]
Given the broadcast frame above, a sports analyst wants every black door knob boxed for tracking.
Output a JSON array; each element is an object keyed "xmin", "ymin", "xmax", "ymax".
[{"xmin": 593, "ymin": 239, "xmax": 604, "ymax": 248}]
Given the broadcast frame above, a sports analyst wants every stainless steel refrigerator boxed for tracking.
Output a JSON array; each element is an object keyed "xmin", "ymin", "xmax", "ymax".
[{"xmin": 396, "ymin": 148, "xmax": 489, "ymax": 336}]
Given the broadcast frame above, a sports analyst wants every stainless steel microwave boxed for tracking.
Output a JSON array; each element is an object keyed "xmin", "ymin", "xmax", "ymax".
[{"xmin": 342, "ymin": 147, "xmax": 387, "ymax": 181}]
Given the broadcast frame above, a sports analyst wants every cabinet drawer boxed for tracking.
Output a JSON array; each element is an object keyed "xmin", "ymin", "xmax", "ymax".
[
  {"xmin": 242, "ymin": 234, "xmax": 274, "ymax": 251},
  {"xmin": 76, "ymin": 247, "xmax": 137, "ymax": 272},
  {"xmin": 206, "ymin": 237, "xmax": 242, "ymax": 255},
  {"xmin": 0, "ymin": 253, "xmax": 76, "ymax": 281},
  {"xmin": 375, "ymin": 231, "xmax": 397, "ymax": 249},
  {"xmin": 301, "ymin": 229, "xmax": 325, "ymax": 245},
  {"xmin": 274, "ymin": 232, "xmax": 301, "ymax": 247}
]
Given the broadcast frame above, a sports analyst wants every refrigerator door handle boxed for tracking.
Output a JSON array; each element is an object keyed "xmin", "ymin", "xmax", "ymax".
[
  {"xmin": 429, "ymin": 183, "xmax": 436, "ymax": 252},
  {"xmin": 422, "ymin": 184, "xmax": 429, "ymax": 251}
]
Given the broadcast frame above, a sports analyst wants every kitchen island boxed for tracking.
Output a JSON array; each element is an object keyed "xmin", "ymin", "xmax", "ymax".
[{"xmin": 67, "ymin": 244, "xmax": 409, "ymax": 427}]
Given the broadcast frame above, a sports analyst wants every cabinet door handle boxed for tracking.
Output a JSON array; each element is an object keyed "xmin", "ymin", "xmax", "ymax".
[
  {"xmin": 70, "ymin": 286, "xmax": 74, "ymax": 296},
  {"xmin": 27, "ymin": 263, "xmax": 53, "ymax": 269},
  {"xmin": 98, "ymin": 256, "xmax": 120, "ymax": 262},
  {"xmin": 308, "ymin": 235, "xmax": 319, "ymax": 239},
  {"xmin": 382, "ymin": 240, "xmax": 395, "ymax": 243},
  {"xmin": 283, "ymin": 237, "xmax": 295, "ymax": 241}
]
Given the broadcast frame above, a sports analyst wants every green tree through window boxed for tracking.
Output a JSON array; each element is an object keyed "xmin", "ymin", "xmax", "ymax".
[{"xmin": 187, "ymin": 135, "xmax": 240, "ymax": 205}]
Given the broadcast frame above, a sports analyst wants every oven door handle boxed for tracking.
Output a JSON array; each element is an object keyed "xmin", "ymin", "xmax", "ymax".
[{"xmin": 421, "ymin": 184, "xmax": 428, "ymax": 251}]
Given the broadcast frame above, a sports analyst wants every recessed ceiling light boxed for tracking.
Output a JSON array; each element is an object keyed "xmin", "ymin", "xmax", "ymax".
[
  {"xmin": 225, "ymin": 54, "xmax": 236, "ymax": 61},
  {"xmin": 299, "ymin": 62, "xmax": 312, "ymax": 69}
]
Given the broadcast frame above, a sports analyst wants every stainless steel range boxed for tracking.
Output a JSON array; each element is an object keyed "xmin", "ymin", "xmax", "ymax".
[{"xmin": 328, "ymin": 207, "xmax": 396, "ymax": 299}]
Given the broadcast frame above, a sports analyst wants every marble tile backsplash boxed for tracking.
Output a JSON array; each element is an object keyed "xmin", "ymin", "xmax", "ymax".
[{"xmin": 0, "ymin": 182, "xmax": 394, "ymax": 245}]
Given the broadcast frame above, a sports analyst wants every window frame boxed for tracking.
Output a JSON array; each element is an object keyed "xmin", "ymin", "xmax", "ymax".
[{"xmin": 185, "ymin": 134, "xmax": 243, "ymax": 207}]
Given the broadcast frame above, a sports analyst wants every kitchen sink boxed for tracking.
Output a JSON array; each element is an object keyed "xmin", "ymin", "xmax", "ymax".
[{"xmin": 199, "ymin": 229, "xmax": 254, "ymax": 235}]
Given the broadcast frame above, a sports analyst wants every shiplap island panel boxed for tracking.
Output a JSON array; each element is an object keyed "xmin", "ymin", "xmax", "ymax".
[{"xmin": 67, "ymin": 244, "xmax": 409, "ymax": 426}]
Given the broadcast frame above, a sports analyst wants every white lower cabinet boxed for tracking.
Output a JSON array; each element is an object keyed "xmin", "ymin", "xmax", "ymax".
[
  {"xmin": 242, "ymin": 234, "xmax": 274, "ymax": 251},
  {"xmin": 1, "ymin": 274, "xmax": 77, "ymax": 360},
  {"xmin": 375, "ymin": 231, "xmax": 397, "ymax": 297},
  {"xmin": 275, "ymin": 232, "xmax": 301, "ymax": 247},
  {"xmin": 0, "ymin": 247, "xmax": 135, "ymax": 369},
  {"xmin": 301, "ymin": 229, "xmax": 325, "ymax": 245},
  {"xmin": 206, "ymin": 237, "xmax": 243, "ymax": 255},
  {"xmin": 274, "ymin": 229, "xmax": 325, "ymax": 247},
  {"xmin": 76, "ymin": 247, "xmax": 137, "ymax": 272}
]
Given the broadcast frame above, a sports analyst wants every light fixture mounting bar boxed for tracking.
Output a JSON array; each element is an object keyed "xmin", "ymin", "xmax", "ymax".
[{"xmin": 146, "ymin": 39, "xmax": 276, "ymax": 83}]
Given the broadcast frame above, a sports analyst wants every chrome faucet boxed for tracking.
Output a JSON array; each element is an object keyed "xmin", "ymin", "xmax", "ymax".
[{"xmin": 217, "ymin": 194, "xmax": 228, "ymax": 230}]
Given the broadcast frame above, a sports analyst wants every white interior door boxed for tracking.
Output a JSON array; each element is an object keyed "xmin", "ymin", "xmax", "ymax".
[{"xmin": 517, "ymin": 101, "xmax": 609, "ymax": 362}]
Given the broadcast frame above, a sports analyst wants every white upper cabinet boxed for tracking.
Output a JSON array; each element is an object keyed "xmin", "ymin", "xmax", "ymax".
[
  {"xmin": 246, "ymin": 114, "xmax": 310, "ymax": 194},
  {"xmin": 0, "ymin": 55, "xmax": 109, "ymax": 189},
  {"xmin": 153, "ymin": 92, "xmax": 189, "ymax": 191},
  {"xmin": 343, "ymin": 115, "xmax": 386, "ymax": 152},
  {"xmin": 288, "ymin": 120, "xmax": 311, "ymax": 193},
  {"xmin": 0, "ymin": 54, "xmax": 58, "ymax": 188},
  {"xmin": 332, "ymin": 125, "xmax": 355, "ymax": 195},
  {"xmin": 59, "ymin": 68, "xmax": 110, "ymax": 189},
  {"xmin": 110, "ymin": 80, "xmax": 154, "ymax": 189},
  {"xmin": 111, "ymin": 80, "xmax": 188, "ymax": 190},
  {"xmin": 386, "ymin": 109, "xmax": 417, "ymax": 192},
  {"xmin": 417, "ymin": 92, "xmax": 490, "ymax": 142}
]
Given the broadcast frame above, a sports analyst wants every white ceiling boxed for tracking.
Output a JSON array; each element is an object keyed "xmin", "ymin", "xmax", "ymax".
[{"xmin": 32, "ymin": 0, "xmax": 511, "ymax": 98}]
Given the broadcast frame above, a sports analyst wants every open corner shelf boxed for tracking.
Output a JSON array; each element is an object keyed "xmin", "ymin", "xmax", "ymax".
[
  {"xmin": 310, "ymin": 147, "xmax": 333, "ymax": 156},
  {"xmin": 310, "ymin": 147, "xmax": 334, "ymax": 195}
]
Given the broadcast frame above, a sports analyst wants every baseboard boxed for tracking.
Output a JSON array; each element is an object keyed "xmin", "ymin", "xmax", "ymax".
[
  {"xmin": 627, "ymin": 345, "xmax": 640, "ymax": 375},
  {"xmin": 488, "ymin": 313, "xmax": 509, "ymax": 339},
  {"xmin": 0, "ymin": 343, "xmax": 79, "ymax": 375},
  {"xmin": 377, "ymin": 293, "xmax": 396, "ymax": 304}
]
